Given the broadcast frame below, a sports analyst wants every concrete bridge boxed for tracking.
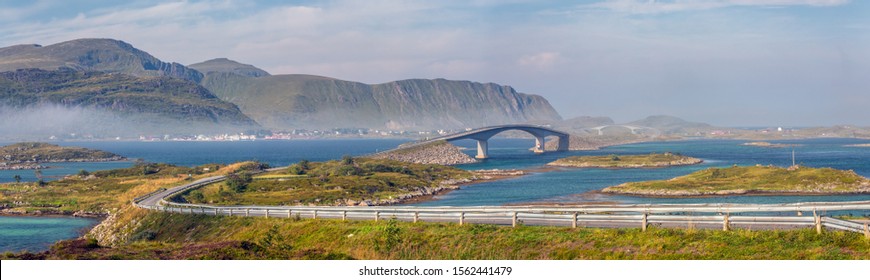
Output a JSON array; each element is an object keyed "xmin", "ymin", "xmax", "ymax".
[{"xmin": 417, "ymin": 125, "xmax": 570, "ymax": 159}]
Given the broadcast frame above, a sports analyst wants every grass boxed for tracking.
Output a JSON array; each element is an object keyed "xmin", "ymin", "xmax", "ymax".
[
  {"xmin": 0, "ymin": 162, "xmax": 245, "ymax": 214},
  {"xmin": 548, "ymin": 152, "xmax": 701, "ymax": 168},
  {"xmin": 4, "ymin": 213, "xmax": 868, "ymax": 260},
  {"xmin": 178, "ymin": 157, "xmax": 473, "ymax": 206},
  {"xmin": 0, "ymin": 142, "xmax": 124, "ymax": 164},
  {"xmin": 604, "ymin": 165, "xmax": 870, "ymax": 196}
]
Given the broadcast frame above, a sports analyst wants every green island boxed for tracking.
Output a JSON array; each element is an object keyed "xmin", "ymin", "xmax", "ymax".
[
  {"xmin": 742, "ymin": 142, "xmax": 801, "ymax": 148},
  {"xmin": 0, "ymin": 142, "xmax": 126, "ymax": 170},
  {"xmin": 1, "ymin": 160, "xmax": 868, "ymax": 260},
  {"xmin": 547, "ymin": 152, "xmax": 702, "ymax": 168},
  {"xmin": 602, "ymin": 165, "xmax": 870, "ymax": 196},
  {"xmin": 176, "ymin": 157, "xmax": 476, "ymax": 206}
]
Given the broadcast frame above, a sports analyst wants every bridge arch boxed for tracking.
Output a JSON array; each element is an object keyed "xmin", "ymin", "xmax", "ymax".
[{"xmin": 433, "ymin": 125, "xmax": 570, "ymax": 159}]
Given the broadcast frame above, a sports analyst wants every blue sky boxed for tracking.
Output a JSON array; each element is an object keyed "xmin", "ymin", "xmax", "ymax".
[{"xmin": 1, "ymin": 0, "xmax": 868, "ymax": 126}]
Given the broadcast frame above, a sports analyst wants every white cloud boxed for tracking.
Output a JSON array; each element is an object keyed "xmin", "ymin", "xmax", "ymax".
[
  {"xmin": 0, "ymin": 0, "xmax": 867, "ymax": 125},
  {"xmin": 517, "ymin": 52, "xmax": 561, "ymax": 69}
]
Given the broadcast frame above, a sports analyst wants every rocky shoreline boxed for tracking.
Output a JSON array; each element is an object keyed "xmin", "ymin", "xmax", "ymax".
[
  {"xmin": 0, "ymin": 157, "xmax": 127, "ymax": 170},
  {"xmin": 547, "ymin": 153, "xmax": 703, "ymax": 168},
  {"xmin": 600, "ymin": 187, "xmax": 870, "ymax": 197},
  {"xmin": 331, "ymin": 169, "xmax": 526, "ymax": 206}
]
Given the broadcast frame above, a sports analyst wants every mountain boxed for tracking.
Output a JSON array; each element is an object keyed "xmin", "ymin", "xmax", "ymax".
[
  {"xmin": 0, "ymin": 38, "xmax": 202, "ymax": 82},
  {"xmin": 627, "ymin": 115, "xmax": 718, "ymax": 135},
  {"xmin": 188, "ymin": 58, "xmax": 269, "ymax": 78},
  {"xmin": 198, "ymin": 69, "xmax": 562, "ymax": 130},
  {"xmin": 0, "ymin": 68, "xmax": 257, "ymax": 137},
  {"xmin": 1, "ymin": 38, "xmax": 564, "ymax": 134}
]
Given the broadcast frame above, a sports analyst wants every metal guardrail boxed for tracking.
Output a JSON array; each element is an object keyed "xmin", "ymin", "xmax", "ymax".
[
  {"xmin": 133, "ymin": 168, "xmax": 870, "ymax": 237},
  {"xmin": 132, "ymin": 188, "xmax": 167, "ymax": 204}
]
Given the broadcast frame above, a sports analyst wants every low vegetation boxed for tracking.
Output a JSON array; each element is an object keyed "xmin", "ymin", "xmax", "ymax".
[
  {"xmin": 0, "ymin": 162, "xmax": 230, "ymax": 214},
  {"xmin": 603, "ymin": 165, "xmax": 870, "ymax": 196},
  {"xmin": 4, "ymin": 214, "xmax": 868, "ymax": 260},
  {"xmin": 2, "ymin": 160, "xmax": 868, "ymax": 260},
  {"xmin": 0, "ymin": 142, "xmax": 125, "ymax": 168},
  {"xmin": 547, "ymin": 152, "xmax": 702, "ymax": 168},
  {"xmin": 177, "ymin": 157, "xmax": 473, "ymax": 206}
]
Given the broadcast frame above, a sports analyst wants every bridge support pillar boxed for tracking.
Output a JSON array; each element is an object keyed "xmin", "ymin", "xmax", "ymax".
[
  {"xmin": 557, "ymin": 136, "xmax": 569, "ymax": 152},
  {"xmin": 475, "ymin": 140, "xmax": 489, "ymax": 159},
  {"xmin": 533, "ymin": 136, "xmax": 545, "ymax": 154}
]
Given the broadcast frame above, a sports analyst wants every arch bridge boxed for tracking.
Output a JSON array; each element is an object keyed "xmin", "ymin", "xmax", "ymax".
[{"xmin": 420, "ymin": 125, "xmax": 570, "ymax": 159}]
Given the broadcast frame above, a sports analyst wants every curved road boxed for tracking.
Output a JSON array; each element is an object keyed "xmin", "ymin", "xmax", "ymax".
[{"xmin": 133, "ymin": 171, "xmax": 870, "ymax": 231}]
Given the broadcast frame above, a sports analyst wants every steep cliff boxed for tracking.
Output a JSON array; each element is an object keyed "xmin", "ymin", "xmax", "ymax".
[{"xmin": 199, "ymin": 70, "xmax": 562, "ymax": 130}]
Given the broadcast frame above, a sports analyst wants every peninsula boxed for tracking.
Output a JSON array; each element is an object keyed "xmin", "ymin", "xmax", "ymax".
[
  {"xmin": 602, "ymin": 165, "xmax": 870, "ymax": 196},
  {"xmin": 742, "ymin": 142, "xmax": 802, "ymax": 148},
  {"xmin": 0, "ymin": 142, "xmax": 126, "ymax": 170},
  {"xmin": 547, "ymin": 152, "xmax": 702, "ymax": 168}
]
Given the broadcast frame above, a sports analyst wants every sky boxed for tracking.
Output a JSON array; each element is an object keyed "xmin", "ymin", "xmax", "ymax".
[{"xmin": 1, "ymin": 0, "xmax": 868, "ymax": 127}]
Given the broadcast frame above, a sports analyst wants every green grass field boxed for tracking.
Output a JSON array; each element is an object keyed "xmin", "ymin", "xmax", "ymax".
[
  {"xmin": 548, "ymin": 153, "xmax": 701, "ymax": 168},
  {"xmin": 604, "ymin": 165, "xmax": 870, "ymax": 196},
  {"xmin": 5, "ymin": 213, "xmax": 868, "ymax": 260}
]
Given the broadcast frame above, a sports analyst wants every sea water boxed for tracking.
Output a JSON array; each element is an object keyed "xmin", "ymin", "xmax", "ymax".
[
  {"xmin": 2, "ymin": 137, "xmax": 870, "ymax": 252},
  {"xmin": 0, "ymin": 216, "xmax": 99, "ymax": 253}
]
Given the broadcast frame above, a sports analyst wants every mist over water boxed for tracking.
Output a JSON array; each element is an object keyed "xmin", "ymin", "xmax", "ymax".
[
  {"xmin": 0, "ymin": 105, "xmax": 130, "ymax": 139},
  {"xmin": 0, "ymin": 105, "xmax": 254, "ymax": 140}
]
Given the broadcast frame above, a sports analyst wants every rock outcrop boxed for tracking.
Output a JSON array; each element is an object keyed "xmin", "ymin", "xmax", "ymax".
[{"xmin": 368, "ymin": 141, "xmax": 477, "ymax": 165}]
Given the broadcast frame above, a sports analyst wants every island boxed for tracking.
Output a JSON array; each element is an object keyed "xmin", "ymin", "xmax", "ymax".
[
  {"xmin": 176, "ymin": 157, "xmax": 514, "ymax": 206},
  {"xmin": 0, "ymin": 142, "xmax": 126, "ymax": 170},
  {"xmin": 742, "ymin": 142, "xmax": 802, "ymax": 148},
  {"xmin": 602, "ymin": 165, "xmax": 870, "ymax": 196},
  {"xmin": 546, "ymin": 152, "xmax": 702, "ymax": 168}
]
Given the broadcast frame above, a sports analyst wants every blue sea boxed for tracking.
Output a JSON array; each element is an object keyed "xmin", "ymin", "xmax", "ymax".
[
  {"xmin": 2, "ymin": 137, "xmax": 870, "ymax": 252},
  {"xmin": 0, "ymin": 216, "xmax": 99, "ymax": 253}
]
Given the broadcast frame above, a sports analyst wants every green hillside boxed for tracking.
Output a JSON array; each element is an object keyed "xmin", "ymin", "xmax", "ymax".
[
  {"xmin": 0, "ymin": 68, "xmax": 258, "ymax": 133},
  {"xmin": 0, "ymin": 38, "xmax": 202, "ymax": 82},
  {"xmin": 200, "ymin": 72, "xmax": 563, "ymax": 130}
]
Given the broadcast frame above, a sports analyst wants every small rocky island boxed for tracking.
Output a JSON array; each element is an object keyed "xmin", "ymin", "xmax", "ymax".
[
  {"xmin": 602, "ymin": 165, "xmax": 870, "ymax": 196},
  {"xmin": 547, "ymin": 152, "xmax": 702, "ymax": 168},
  {"xmin": 742, "ymin": 142, "xmax": 801, "ymax": 148},
  {"xmin": 368, "ymin": 140, "xmax": 477, "ymax": 165},
  {"xmin": 0, "ymin": 142, "xmax": 126, "ymax": 170}
]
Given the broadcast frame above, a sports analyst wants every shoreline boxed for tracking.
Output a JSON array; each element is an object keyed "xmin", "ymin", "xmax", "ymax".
[
  {"xmin": 0, "ymin": 158, "xmax": 129, "ymax": 170},
  {"xmin": 597, "ymin": 189, "xmax": 870, "ymax": 198}
]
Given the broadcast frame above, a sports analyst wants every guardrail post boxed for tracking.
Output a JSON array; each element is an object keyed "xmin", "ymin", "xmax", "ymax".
[
  {"xmin": 723, "ymin": 214, "xmax": 730, "ymax": 231},
  {"xmin": 459, "ymin": 212, "xmax": 465, "ymax": 226},
  {"xmin": 342, "ymin": 211, "xmax": 347, "ymax": 221},
  {"xmin": 214, "ymin": 208, "xmax": 218, "ymax": 216},
  {"xmin": 641, "ymin": 213, "xmax": 648, "ymax": 232},
  {"xmin": 265, "ymin": 209, "xmax": 269, "ymax": 218},
  {"xmin": 313, "ymin": 210, "xmax": 318, "ymax": 220},
  {"xmin": 572, "ymin": 212, "xmax": 578, "ymax": 229},
  {"xmin": 414, "ymin": 212, "xmax": 419, "ymax": 223},
  {"xmin": 375, "ymin": 211, "xmax": 380, "ymax": 222},
  {"xmin": 814, "ymin": 213, "xmax": 822, "ymax": 235},
  {"xmin": 287, "ymin": 210, "xmax": 292, "ymax": 218},
  {"xmin": 512, "ymin": 212, "xmax": 518, "ymax": 228},
  {"xmin": 200, "ymin": 207, "xmax": 205, "ymax": 214},
  {"xmin": 245, "ymin": 208, "xmax": 250, "ymax": 217},
  {"xmin": 864, "ymin": 223, "xmax": 869, "ymax": 239}
]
